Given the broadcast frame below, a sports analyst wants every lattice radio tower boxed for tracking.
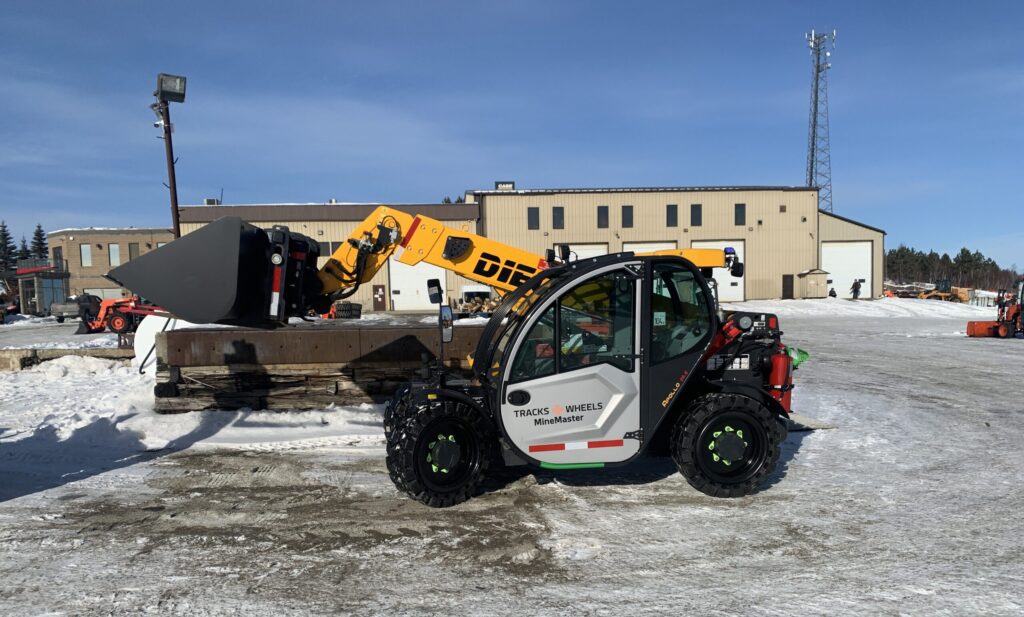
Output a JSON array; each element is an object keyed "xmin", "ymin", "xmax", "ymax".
[{"xmin": 806, "ymin": 29, "xmax": 836, "ymax": 213}]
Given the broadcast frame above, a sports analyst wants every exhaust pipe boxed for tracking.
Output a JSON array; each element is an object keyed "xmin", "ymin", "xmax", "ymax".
[{"xmin": 104, "ymin": 217, "xmax": 323, "ymax": 328}]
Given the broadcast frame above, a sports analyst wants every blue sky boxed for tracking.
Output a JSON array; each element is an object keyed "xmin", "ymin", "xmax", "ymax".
[{"xmin": 1, "ymin": 1, "xmax": 1021, "ymax": 268}]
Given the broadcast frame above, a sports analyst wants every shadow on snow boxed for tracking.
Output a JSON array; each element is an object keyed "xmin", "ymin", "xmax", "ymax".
[{"xmin": 0, "ymin": 412, "xmax": 237, "ymax": 503}]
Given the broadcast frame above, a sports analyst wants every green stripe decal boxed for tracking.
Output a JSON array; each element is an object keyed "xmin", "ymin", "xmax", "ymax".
[{"xmin": 540, "ymin": 462, "xmax": 605, "ymax": 470}]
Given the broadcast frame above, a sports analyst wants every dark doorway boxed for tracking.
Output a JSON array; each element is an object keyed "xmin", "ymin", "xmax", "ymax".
[
  {"xmin": 782, "ymin": 275, "xmax": 794, "ymax": 300},
  {"xmin": 372, "ymin": 285, "xmax": 387, "ymax": 311}
]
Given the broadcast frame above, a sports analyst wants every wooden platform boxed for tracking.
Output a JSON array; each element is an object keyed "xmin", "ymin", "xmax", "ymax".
[{"xmin": 154, "ymin": 321, "xmax": 484, "ymax": 413}]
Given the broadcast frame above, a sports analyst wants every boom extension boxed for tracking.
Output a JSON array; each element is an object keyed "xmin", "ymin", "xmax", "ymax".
[{"xmin": 105, "ymin": 205, "xmax": 742, "ymax": 328}]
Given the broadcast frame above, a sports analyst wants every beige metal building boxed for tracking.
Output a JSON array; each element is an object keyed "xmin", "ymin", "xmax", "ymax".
[
  {"xmin": 467, "ymin": 184, "xmax": 884, "ymax": 300},
  {"xmin": 179, "ymin": 203, "xmax": 481, "ymax": 311},
  {"xmin": 175, "ymin": 185, "xmax": 884, "ymax": 309},
  {"xmin": 48, "ymin": 228, "xmax": 175, "ymax": 298}
]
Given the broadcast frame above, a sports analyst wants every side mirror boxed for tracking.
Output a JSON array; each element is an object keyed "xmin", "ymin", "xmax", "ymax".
[
  {"xmin": 427, "ymin": 278, "xmax": 443, "ymax": 305},
  {"xmin": 440, "ymin": 305, "xmax": 454, "ymax": 343}
]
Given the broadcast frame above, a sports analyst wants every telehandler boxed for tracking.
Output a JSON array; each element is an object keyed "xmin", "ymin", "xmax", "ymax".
[{"xmin": 106, "ymin": 206, "xmax": 806, "ymax": 507}]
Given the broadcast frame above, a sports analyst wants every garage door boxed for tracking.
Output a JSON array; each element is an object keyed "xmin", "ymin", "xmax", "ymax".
[
  {"xmin": 623, "ymin": 241, "xmax": 677, "ymax": 254},
  {"xmin": 388, "ymin": 258, "xmax": 447, "ymax": 310},
  {"xmin": 563, "ymin": 243, "xmax": 608, "ymax": 261},
  {"xmin": 822, "ymin": 241, "xmax": 872, "ymax": 299},
  {"xmin": 690, "ymin": 240, "xmax": 745, "ymax": 302}
]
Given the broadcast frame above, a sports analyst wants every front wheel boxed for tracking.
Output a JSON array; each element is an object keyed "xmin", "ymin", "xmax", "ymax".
[
  {"xmin": 107, "ymin": 311, "xmax": 132, "ymax": 334},
  {"xmin": 671, "ymin": 394, "xmax": 784, "ymax": 498},
  {"xmin": 386, "ymin": 399, "xmax": 494, "ymax": 507}
]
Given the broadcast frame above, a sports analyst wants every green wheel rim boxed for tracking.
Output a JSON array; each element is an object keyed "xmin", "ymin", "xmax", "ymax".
[{"xmin": 695, "ymin": 411, "xmax": 769, "ymax": 485}]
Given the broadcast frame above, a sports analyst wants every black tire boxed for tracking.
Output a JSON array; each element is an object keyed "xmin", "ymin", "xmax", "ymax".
[
  {"xmin": 56, "ymin": 316, "xmax": 65, "ymax": 323},
  {"xmin": 670, "ymin": 393, "xmax": 783, "ymax": 498},
  {"xmin": 386, "ymin": 398, "xmax": 495, "ymax": 507},
  {"xmin": 107, "ymin": 311, "xmax": 132, "ymax": 334},
  {"xmin": 383, "ymin": 383, "xmax": 413, "ymax": 444}
]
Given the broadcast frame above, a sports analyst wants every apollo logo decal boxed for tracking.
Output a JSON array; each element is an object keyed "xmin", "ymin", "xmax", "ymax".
[
  {"xmin": 472, "ymin": 252, "xmax": 540, "ymax": 286},
  {"xmin": 661, "ymin": 371, "xmax": 690, "ymax": 408}
]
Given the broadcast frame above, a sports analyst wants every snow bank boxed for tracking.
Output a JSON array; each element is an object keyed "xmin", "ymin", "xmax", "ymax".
[
  {"xmin": 723, "ymin": 297, "xmax": 994, "ymax": 319},
  {"xmin": 2, "ymin": 337, "xmax": 119, "ymax": 350},
  {"xmin": 0, "ymin": 355, "xmax": 385, "ymax": 453}
]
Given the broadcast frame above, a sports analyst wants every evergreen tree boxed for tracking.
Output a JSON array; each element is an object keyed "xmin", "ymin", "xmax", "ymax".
[
  {"xmin": 441, "ymin": 196, "xmax": 453, "ymax": 204},
  {"xmin": 30, "ymin": 224, "xmax": 47, "ymax": 259},
  {"xmin": 17, "ymin": 236, "xmax": 30, "ymax": 261},
  {"xmin": 0, "ymin": 221, "xmax": 15, "ymax": 272},
  {"xmin": 455, "ymin": 195, "xmax": 465, "ymax": 203},
  {"xmin": 886, "ymin": 243, "xmax": 1020, "ymax": 290}
]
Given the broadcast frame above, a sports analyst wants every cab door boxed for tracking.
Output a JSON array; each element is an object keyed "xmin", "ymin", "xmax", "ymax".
[
  {"xmin": 500, "ymin": 264, "xmax": 642, "ymax": 466},
  {"xmin": 641, "ymin": 260, "xmax": 717, "ymax": 434}
]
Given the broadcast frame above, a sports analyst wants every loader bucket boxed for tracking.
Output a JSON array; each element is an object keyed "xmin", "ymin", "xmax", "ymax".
[{"xmin": 104, "ymin": 216, "xmax": 276, "ymax": 326}]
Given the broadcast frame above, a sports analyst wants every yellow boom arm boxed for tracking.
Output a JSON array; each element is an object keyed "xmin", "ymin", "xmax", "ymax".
[{"xmin": 316, "ymin": 206, "xmax": 729, "ymax": 298}]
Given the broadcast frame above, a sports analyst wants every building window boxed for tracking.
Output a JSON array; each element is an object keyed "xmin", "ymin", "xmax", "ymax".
[
  {"xmin": 108, "ymin": 244, "xmax": 121, "ymax": 267},
  {"xmin": 552, "ymin": 206, "xmax": 564, "ymax": 230},
  {"xmin": 666, "ymin": 204, "xmax": 678, "ymax": 227},
  {"xmin": 128, "ymin": 243, "xmax": 140, "ymax": 261},
  {"xmin": 80, "ymin": 244, "xmax": 92, "ymax": 267},
  {"xmin": 597, "ymin": 205, "xmax": 609, "ymax": 229},
  {"xmin": 52, "ymin": 247, "xmax": 64, "ymax": 270},
  {"xmin": 735, "ymin": 203, "xmax": 746, "ymax": 226},
  {"xmin": 779, "ymin": 204, "xmax": 787, "ymax": 213},
  {"xmin": 690, "ymin": 204, "xmax": 702, "ymax": 227},
  {"xmin": 527, "ymin": 207, "xmax": 540, "ymax": 230},
  {"xmin": 621, "ymin": 205, "xmax": 633, "ymax": 228}
]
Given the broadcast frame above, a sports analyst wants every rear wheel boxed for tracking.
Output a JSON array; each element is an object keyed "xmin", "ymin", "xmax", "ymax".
[
  {"xmin": 386, "ymin": 399, "xmax": 494, "ymax": 507},
  {"xmin": 107, "ymin": 311, "xmax": 132, "ymax": 334},
  {"xmin": 671, "ymin": 393, "xmax": 783, "ymax": 498}
]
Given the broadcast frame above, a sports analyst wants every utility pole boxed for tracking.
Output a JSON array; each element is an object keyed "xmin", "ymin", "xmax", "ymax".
[
  {"xmin": 806, "ymin": 30, "xmax": 836, "ymax": 213},
  {"xmin": 156, "ymin": 100, "xmax": 181, "ymax": 238},
  {"xmin": 152, "ymin": 73, "xmax": 187, "ymax": 238}
]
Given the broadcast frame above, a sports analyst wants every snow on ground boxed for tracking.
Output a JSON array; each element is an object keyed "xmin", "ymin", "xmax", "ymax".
[
  {"xmin": 0, "ymin": 355, "xmax": 384, "ymax": 451},
  {"xmin": 723, "ymin": 296, "xmax": 995, "ymax": 319},
  {"xmin": 3, "ymin": 314, "xmax": 58, "ymax": 327},
  {"xmin": 0, "ymin": 316, "xmax": 119, "ymax": 349},
  {"xmin": 1, "ymin": 298, "xmax": 1022, "ymax": 616}
]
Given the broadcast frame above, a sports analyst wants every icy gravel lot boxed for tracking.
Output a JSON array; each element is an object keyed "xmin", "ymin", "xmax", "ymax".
[{"xmin": 0, "ymin": 299, "xmax": 1021, "ymax": 616}]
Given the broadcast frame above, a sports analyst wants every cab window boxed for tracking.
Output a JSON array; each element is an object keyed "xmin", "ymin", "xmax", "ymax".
[
  {"xmin": 510, "ymin": 305, "xmax": 556, "ymax": 381},
  {"xmin": 509, "ymin": 270, "xmax": 636, "ymax": 380},
  {"xmin": 559, "ymin": 271, "xmax": 635, "ymax": 372},
  {"xmin": 650, "ymin": 263, "xmax": 712, "ymax": 364}
]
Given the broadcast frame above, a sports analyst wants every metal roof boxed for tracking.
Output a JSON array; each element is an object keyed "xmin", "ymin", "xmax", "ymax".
[
  {"xmin": 471, "ymin": 185, "xmax": 816, "ymax": 196},
  {"xmin": 48, "ymin": 227, "xmax": 172, "ymax": 236},
  {"xmin": 178, "ymin": 203, "xmax": 481, "ymax": 223},
  {"xmin": 819, "ymin": 210, "xmax": 887, "ymax": 236}
]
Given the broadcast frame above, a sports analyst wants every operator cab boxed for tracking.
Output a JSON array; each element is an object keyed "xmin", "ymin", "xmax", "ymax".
[{"xmin": 475, "ymin": 254, "xmax": 719, "ymax": 468}]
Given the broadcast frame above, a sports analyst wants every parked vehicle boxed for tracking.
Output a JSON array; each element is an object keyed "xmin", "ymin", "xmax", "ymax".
[{"xmin": 49, "ymin": 298, "xmax": 81, "ymax": 323}]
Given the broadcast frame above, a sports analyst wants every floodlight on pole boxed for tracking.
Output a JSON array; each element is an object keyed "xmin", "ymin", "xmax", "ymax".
[{"xmin": 153, "ymin": 73, "xmax": 187, "ymax": 237}]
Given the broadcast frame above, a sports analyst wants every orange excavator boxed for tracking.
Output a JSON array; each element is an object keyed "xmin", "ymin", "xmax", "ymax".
[{"xmin": 966, "ymin": 280, "xmax": 1023, "ymax": 338}]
